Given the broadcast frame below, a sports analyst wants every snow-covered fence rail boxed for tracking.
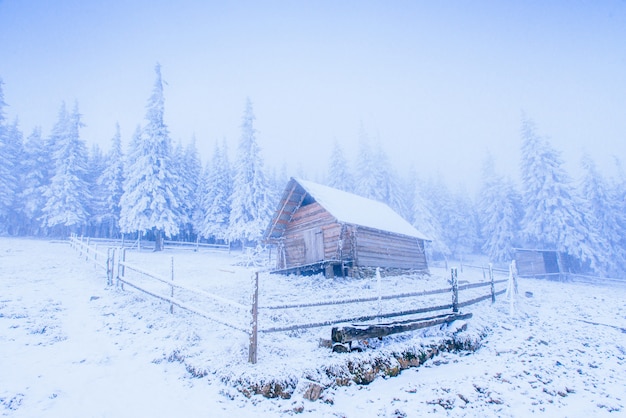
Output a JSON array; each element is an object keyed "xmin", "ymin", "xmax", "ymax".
[
  {"xmin": 114, "ymin": 255, "xmax": 248, "ymax": 332},
  {"xmin": 77, "ymin": 236, "xmax": 230, "ymax": 252},
  {"xmin": 69, "ymin": 234, "xmax": 115, "ymax": 283},
  {"xmin": 247, "ymin": 265, "xmax": 510, "ymax": 362},
  {"xmin": 68, "ymin": 235, "xmax": 248, "ymax": 333}
]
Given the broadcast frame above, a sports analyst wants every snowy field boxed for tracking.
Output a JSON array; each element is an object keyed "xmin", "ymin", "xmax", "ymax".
[{"xmin": 1, "ymin": 238, "xmax": 625, "ymax": 417}]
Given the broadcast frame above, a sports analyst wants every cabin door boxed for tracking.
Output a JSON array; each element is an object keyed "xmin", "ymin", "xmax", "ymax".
[{"xmin": 304, "ymin": 228, "xmax": 324, "ymax": 264}]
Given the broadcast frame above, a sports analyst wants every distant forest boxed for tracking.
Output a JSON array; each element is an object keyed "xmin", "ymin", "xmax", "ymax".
[{"xmin": 1, "ymin": 65, "xmax": 625, "ymax": 277}]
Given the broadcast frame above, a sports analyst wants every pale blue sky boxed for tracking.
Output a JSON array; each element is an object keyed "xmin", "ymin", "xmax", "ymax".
[{"xmin": 1, "ymin": 0, "xmax": 625, "ymax": 190}]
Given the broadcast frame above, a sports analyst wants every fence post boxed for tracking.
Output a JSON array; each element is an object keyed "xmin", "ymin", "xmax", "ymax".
[
  {"xmin": 489, "ymin": 263, "xmax": 495, "ymax": 303},
  {"xmin": 117, "ymin": 248, "xmax": 126, "ymax": 290},
  {"xmin": 94, "ymin": 244, "xmax": 98, "ymax": 268},
  {"xmin": 79, "ymin": 235, "xmax": 84, "ymax": 257},
  {"xmin": 107, "ymin": 248, "xmax": 114, "ymax": 286},
  {"xmin": 511, "ymin": 260, "xmax": 519, "ymax": 295},
  {"xmin": 376, "ymin": 268, "xmax": 382, "ymax": 323},
  {"xmin": 249, "ymin": 272, "xmax": 259, "ymax": 364},
  {"xmin": 451, "ymin": 268, "xmax": 459, "ymax": 313},
  {"xmin": 170, "ymin": 256, "xmax": 174, "ymax": 314}
]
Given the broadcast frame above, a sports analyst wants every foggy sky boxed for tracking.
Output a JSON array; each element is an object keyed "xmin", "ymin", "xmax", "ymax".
[{"xmin": 1, "ymin": 0, "xmax": 625, "ymax": 191}]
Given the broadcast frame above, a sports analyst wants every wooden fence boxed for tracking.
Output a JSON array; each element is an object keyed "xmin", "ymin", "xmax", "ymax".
[
  {"xmin": 78, "ymin": 235, "xmax": 230, "ymax": 252},
  {"xmin": 69, "ymin": 235, "xmax": 511, "ymax": 364}
]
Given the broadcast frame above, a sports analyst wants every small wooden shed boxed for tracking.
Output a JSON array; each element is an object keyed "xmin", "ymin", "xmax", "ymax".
[
  {"xmin": 264, "ymin": 178, "xmax": 430, "ymax": 277},
  {"xmin": 514, "ymin": 248, "xmax": 564, "ymax": 279}
]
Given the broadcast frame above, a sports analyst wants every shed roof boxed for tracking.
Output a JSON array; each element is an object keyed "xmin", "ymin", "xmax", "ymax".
[{"xmin": 264, "ymin": 178, "xmax": 430, "ymax": 241}]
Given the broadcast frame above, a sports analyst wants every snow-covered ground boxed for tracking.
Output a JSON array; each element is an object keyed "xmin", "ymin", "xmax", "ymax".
[{"xmin": 1, "ymin": 238, "xmax": 625, "ymax": 417}]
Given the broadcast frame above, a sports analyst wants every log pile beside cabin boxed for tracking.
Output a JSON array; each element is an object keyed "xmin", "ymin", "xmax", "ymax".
[{"xmin": 264, "ymin": 178, "xmax": 430, "ymax": 277}]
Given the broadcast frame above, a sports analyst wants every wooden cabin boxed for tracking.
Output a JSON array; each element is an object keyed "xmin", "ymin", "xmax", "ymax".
[
  {"xmin": 514, "ymin": 248, "xmax": 564, "ymax": 279},
  {"xmin": 264, "ymin": 178, "xmax": 430, "ymax": 277}
]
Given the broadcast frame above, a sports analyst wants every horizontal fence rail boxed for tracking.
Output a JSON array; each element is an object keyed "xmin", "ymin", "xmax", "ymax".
[
  {"xmin": 69, "ymin": 234, "xmax": 248, "ymax": 333},
  {"xmin": 70, "ymin": 236, "xmax": 516, "ymax": 364}
]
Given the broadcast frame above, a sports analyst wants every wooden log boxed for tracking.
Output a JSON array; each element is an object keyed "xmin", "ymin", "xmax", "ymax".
[{"xmin": 331, "ymin": 312, "xmax": 473, "ymax": 344}]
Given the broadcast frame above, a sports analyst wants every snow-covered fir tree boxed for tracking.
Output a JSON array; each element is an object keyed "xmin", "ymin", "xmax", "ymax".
[
  {"xmin": 199, "ymin": 140, "xmax": 232, "ymax": 242},
  {"xmin": 478, "ymin": 154, "xmax": 522, "ymax": 262},
  {"xmin": 85, "ymin": 144, "xmax": 107, "ymax": 236},
  {"xmin": 228, "ymin": 98, "xmax": 272, "ymax": 244},
  {"xmin": 40, "ymin": 102, "xmax": 91, "ymax": 236},
  {"xmin": 18, "ymin": 127, "xmax": 48, "ymax": 235},
  {"xmin": 0, "ymin": 80, "xmax": 17, "ymax": 233},
  {"xmin": 353, "ymin": 127, "xmax": 380, "ymax": 201},
  {"xmin": 411, "ymin": 174, "xmax": 450, "ymax": 260},
  {"xmin": 95, "ymin": 124, "xmax": 125, "ymax": 237},
  {"xmin": 612, "ymin": 158, "xmax": 626, "ymax": 258},
  {"xmin": 446, "ymin": 187, "xmax": 480, "ymax": 257},
  {"xmin": 119, "ymin": 64, "xmax": 182, "ymax": 250},
  {"xmin": 0, "ymin": 118, "xmax": 25, "ymax": 234},
  {"xmin": 178, "ymin": 137, "xmax": 202, "ymax": 240},
  {"xmin": 326, "ymin": 139, "xmax": 354, "ymax": 192},
  {"xmin": 579, "ymin": 154, "xmax": 626, "ymax": 276},
  {"xmin": 519, "ymin": 118, "xmax": 597, "ymax": 271}
]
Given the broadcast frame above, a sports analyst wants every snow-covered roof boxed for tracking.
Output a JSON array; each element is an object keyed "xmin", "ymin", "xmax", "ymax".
[{"xmin": 293, "ymin": 178, "xmax": 429, "ymax": 240}]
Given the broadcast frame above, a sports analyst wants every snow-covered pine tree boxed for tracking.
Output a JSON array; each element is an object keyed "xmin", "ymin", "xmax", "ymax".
[
  {"xmin": 40, "ymin": 102, "xmax": 91, "ymax": 236},
  {"xmin": 519, "ymin": 117, "xmax": 597, "ymax": 271},
  {"xmin": 228, "ymin": 98, "xmax": 272, "ymax": 245},
  {"xmin": 421, "ymin": 175, "xmax": 457, "ymax": 257},
  {"xmin": 199, "ymin": 140, "xmax": 232, "ymax": 242},
  {"xmin": 446, "ymin": 187, "xmax": 480, "ymax": 257},
  {"xmin": 96, "ymin": 124, "xmax": 125, "ymax": 238},
  {"xmin": 178, "ymin": 137, "xmax": 202, "ymax": 240},
  {"xmin": 612, "ymin": 158, "xmax": 626, "ymax": 260},
  {"xmin": 85, "ymin": 144, "xmax": 107, "ymax": 236},
  {"xmin": 411, "ymin": 175, "xmax": 450, "ymax": 260},
  {"xmin": 353, "ymin": 127, "xmax": 380, "ymax": 201},
  {"xmin": 119, "ymin": 64, "xmax": 182, "ymax": 250},
  {"xmin": 1, "ymin": 118, "xmax": 25, "ymax": 235},
  {"xmin": 0, "ymin": 79, "xmax": 17, "ymax": 233},
  {"xmin": 478, "ymin": 154, "xmax": 522, "ymax": 262},
  {"xmin": 19, "ymin": 127, "xmax": 47, "ymax": 235},
  {"xmin": 579, "ymin": 154, "xmax": 625, "ymax": 276},
  {"xmin": 327, "ymin": 139, "xmax": 354, "ymax": 192}
]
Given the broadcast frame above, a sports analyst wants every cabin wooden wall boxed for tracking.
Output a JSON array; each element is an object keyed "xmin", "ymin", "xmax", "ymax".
[
  {"xmin": 354, "ymin": 226, "xmax": 428, "ymax": 270},
  {"xmin": 282, "ymin": 202, "xmax": 343, "ymax": 268},
  {"xmin": 278, "ymin": 202, "xmax": 428, "ymax": 273},
  {"xmin": 515, "ymin": 250, "xmax": 561, "ymax": 277}
]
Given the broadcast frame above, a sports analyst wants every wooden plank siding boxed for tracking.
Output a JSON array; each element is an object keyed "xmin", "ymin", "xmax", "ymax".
[
  {"xmin": 267, "ymin": 179, "xmax": 430, "ymax": 276},
  {"xmin": 282, "ymin": 202, "xmax": 341, "ymax": 268},
  {"xmin": 354, "ymin": 227, "xmax": 428, "ymax": 270}
]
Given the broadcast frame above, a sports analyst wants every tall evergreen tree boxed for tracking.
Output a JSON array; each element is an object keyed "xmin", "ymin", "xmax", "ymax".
[
  {"xmin": 19, "ymin": 127, "xmax": 47, "ymax": 235},
  {"xmin": 199, "ymin": 140, "xmax": 232, "ymax": 241},
  {"xmin": 446, "ymin": 187, "xmax": 480, "ymax": 257},
  {"xmin": 0, "ymin": 79, "xmax": 17, "ymax": 232},
  {"xmin": 519, "ymin": 118, "xmax": 596, "ymax": 270},
  {"xmin": 579, "ymin": 154, "xmax": 625, "ymax": 275},
  {"xmin": 40, "ymin": 102, "xmax": 91, "ymax": 236},
  {"xmin": 1, "ymin": 118, "xmax": 24, "ymax": 234},
  {"xmin": 96, "ymin": 124, "xmax": 125, "ymax": 237},
  {"xmin": 478, "ymin": 155, "xmax": 522, "ymax": 262},
  {"xmin": 228, "ymin": 98, "xmax": 272, "ymax": 244},
  {"xmin": 119, "ymin": 64, "xmax": 182, "ymax": 250},
  {"xmin": 85, "ymin": 144, "xmax": 107, "ymax": 236},
  {"xmin": 412, "ymin": 174, "xmax": 450, "ymax": 259},
  {"xmin": 353, "ymin": 127, "xmax": 379, "ymax": 200},
  {"xmin": 178, "ymin": 137, "xmax": 202, "ymax": 240},
  {"xmin": 327, "ymin": 139, "xmax": 354, "ymax": 192}
]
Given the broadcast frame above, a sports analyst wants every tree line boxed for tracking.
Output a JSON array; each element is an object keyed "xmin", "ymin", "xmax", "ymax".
[{"xmin": 1, "ymin": 65, "xmax": 625, "ymax": 276}]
